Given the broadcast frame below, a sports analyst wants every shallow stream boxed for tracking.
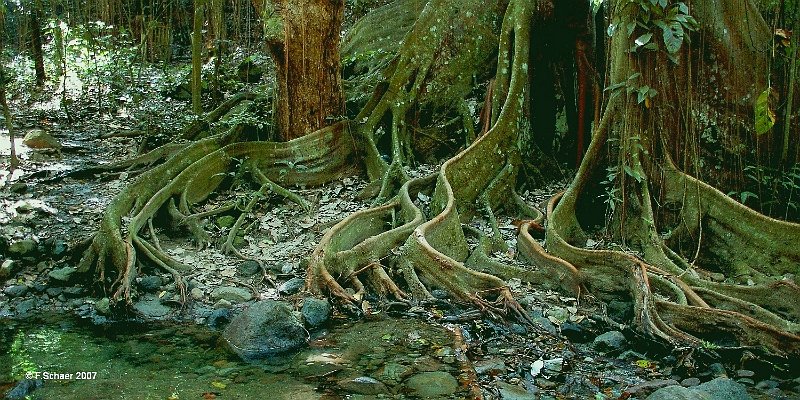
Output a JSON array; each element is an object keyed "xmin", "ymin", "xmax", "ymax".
[{"xmin": 0, "ymin": 315, "xmax": 464, "ymax": 399}]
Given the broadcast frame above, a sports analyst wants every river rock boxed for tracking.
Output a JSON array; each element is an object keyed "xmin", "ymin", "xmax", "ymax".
[
  {"xmin": 48, "ymin": 266, "xmax": 76, "ymax": 283},
  {"xmin": 23, "ymin": 129, "xmax": 61, "ymax": 149},
  {"xmin": 138, "ymin": 275, "xmax": 163, "ymax": 292},
  {"xmin": 95, "ymin": 298, "xmax": 111, "ymax": 315},
  {"xmin": 238, "ymin": 260, "xmax": 261, "ymax": 277},
  {"xmin": 133, "ymin": 295, "xmax": 171, "ymax": 318},
  {"xmin": 211, "ymin": 286, "xmax": 252, "ymax": 303},
  {"xmin": 5, "ymin": 379, "xmax": 43, "ymax": 400},
  {"xmin": 279, "ymin": 277, "xmax": 305, "ymax": 295},
  {"xmin": 3, "ymin": 285, "xmax": 28, "ymax": 298},
  {"xmin": 593, "ymin": 330, "xmax": 627, "ymax": 353},
  {"xmin": 404, "ymin": 371, "xmax": 458, "ymax": 397},
  {"xmin": 8, "ymin": 240, "xmax": 37, "ymax": 256},
  {"xmin": 222, "ymin": 300, "xmax": 308, "ymax": 360},
  {"xmin": 0, "ymin": 259, "xmax": 18, "ymax": 280},
  {"xmin": 190, "ymin": 288, "xmax": 204, "ymax": 300},
  {"xmin": 301, "ymin": 298, "xmax": 330, "ymax": 328},
  {"xmin": 338, "ymin": 376, "xmax": 388, "ymax": 395},
  {"xmin": 14, "ymin": 298, "xmax": 38, "ymax": 316},
  {"xmin": 646, "ymin": 378, "xmax": 752, "ymax": 400},
  {"xmin": 560, "ymin": 321, "xmax": 591, "ymax": 342}
]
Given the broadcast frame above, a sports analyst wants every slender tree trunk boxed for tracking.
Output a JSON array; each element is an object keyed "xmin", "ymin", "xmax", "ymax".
[
  {"xmin": 191, "ymin": 0, "xmax": 205, "ymax": 114},
  {"xmin": 30, "ymin": 3, "xmax": 46, "ymax": 87},
  {"xmin": 266, "ymin": 0, "xmax": 345, "ymax": 140}
]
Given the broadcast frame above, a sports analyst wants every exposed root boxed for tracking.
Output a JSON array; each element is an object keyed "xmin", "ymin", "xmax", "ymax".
[
  {"xmin": 80, "ymin": 122, "xmax": 357, "ymax": 304},
  {"xmin": 542, "ymin": 92, "xmax": 800, "ymax": 355}
]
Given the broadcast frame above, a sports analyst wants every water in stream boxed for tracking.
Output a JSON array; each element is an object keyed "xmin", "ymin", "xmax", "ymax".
[{"xmin": 0, "ymin": 315, "xmax": 463, "ymax": 399}]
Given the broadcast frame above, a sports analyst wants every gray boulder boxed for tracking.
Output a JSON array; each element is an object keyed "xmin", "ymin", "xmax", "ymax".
[
  {"xmin": 222, "ymin": 300, "xmax": 308, "ymax": 360},
  {"xmin": 646, "ymin": 378, "xmax": 752, "ymax": 400}
]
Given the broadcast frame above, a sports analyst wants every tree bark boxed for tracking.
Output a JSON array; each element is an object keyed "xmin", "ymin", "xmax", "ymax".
[
  {"xmin": 191, "ymin": 0, "xmax": 205, "ymax": 114},
  {"xmin": 266, "ymin": 0, "xmax": 345, "ymax": 140},
  {"xmin": 30, "ymin": 3, "xmax": 46, "ymax": 87}
]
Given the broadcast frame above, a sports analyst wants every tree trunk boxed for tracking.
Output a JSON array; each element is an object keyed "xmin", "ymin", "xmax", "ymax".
[
  {"xmin": 265, "ymin": 0, "xmax": 345, "ymax": 140},
  {"xmin": 191, "ymin": 0, "xmax": 204, "ymax": 114},
  {"xmin": 30, "ymin": 3, "xmax": 46, "ymax": 87}
]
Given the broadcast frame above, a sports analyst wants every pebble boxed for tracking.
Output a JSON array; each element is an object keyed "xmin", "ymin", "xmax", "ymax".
[
  {"xmin": 211, "ymin": 286, "xmax": 252, "ymax": 303},
  {"xmin": 593, "ymin": 330, "xmax": 627, "ymax": 353},
  {"xmin": 238, "ymin": 260, "xmax": 261, "ymax": 277},
  {"xmin": 708, "ymin": 363, "xmax": 727, "ymax": 377},
  {"xmin": 338, "ymin": 376, "xmax": 388, "ymax": 395},
  {"xmin": 8, "ymin": 240, "xmax": 37, "ymax": 256},
  {"xmin": 4, "ymin": 285, "xmax": 29, "ymax": 297},
  {"xmin": 736, "ymin": 369, "xmax": 755, "ymax": 378},
  {"xmin": 190, "ymin": 288, "xmax": 204, "ymax": 300},
  {"xmin": 626, "ymin": 379, "xmax": 680, "ymax": 397},
  {"xmin": 48, "ymin": 266, "xmax": 76, "ymax": 282},
  {"xmin": 560, "ymin": 322, "xmax": 591, "ymax": 342},
  {"xmin": 279, "ymin": 277, "xmax": 305, "ymax": 295}
]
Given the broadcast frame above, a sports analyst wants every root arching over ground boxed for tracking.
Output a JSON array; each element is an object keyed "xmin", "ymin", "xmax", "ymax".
[{"xmin": 80, "ymin": 0, "xmax": 800, "ymax": 357}]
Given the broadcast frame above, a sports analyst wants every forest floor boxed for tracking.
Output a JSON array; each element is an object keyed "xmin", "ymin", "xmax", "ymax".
[{"xmin": 1, "ymin": 90, "xmax": 799, "ymax": 399}]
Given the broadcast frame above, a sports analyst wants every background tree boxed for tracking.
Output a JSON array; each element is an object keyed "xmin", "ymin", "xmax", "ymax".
[
  {"xmin": 257, "ymin": 0, "xmax": 345, "ymax": 140},
  {"xmin": 191, "ymin": 0, "xmax": 205, "ymax": 114},
  {"xmin": 29, "ymin": 0, "xmax": 46, "ymax": 87}
]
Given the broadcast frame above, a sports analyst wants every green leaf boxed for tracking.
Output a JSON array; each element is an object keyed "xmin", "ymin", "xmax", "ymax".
[
  {"xmin": 624, "ymin": 165, "xmax": 644, "ymax": 182},
  {"xmin": 740, "ymin": 191, "xmax": 759, "ymax": 204},
  {"xmin": 662, "ymin": 22, "xmax": 684, "ymax": 54},
  {"xmin": 627, "ymin": 21, "xmax": 637, "ymax": 36},
  {"xmin": 754, "ymin": 88, "xmax": 775, "ymax": 135},
  {"xmin": 678, "ymin": 2, "xmax": 689, "ymax": 14},
  {"xmin": 635, "ymin": 33, "xmax": 653, "ymax": 47}
]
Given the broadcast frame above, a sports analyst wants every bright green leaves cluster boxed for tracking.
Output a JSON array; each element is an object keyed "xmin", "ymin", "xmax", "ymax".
[
  {"xmin": 754, "ymin": 87, "xmax": 776, "ymax": 135},
  {"xmin": 604, "ymin": 72, "xmax": 658, "ymax": 105},
  {"xmin": 609, "ymin": 0, "xmax": 699, "ymax": 64}
]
